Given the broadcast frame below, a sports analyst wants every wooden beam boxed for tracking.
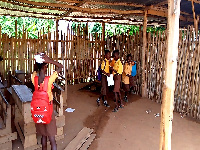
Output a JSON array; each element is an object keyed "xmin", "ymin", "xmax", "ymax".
[
  {"xmin": 7, "ymin": 0, "xmax": 144, "ymax": 15},
  {"xmin": 142, "ymin": 10, "xmax": 147, "ymax": 98},
  {"xmin": 179, "ymin": 15, "xmax": 194, "ymax": 22},
  {"xmin": 58, "ymin": 0, "xmax": 87, "ymax": 19},
  {"xmin": 153, "ymin": 0, "xmax": 167, "ymax": 7},
  {"xmin": 180, "ymin": 11, "xmax": 190, "ymax": 16},
  {"xmin": 0, "ymin": 0, "xmax": 66, "ymax": 12},
  {"xmin": 188, "ymin": 0, "xmax": 200, "ymax": 4},
  {"xmin": 0, "ymin": 0, "xmax": 194, "ymax": 24},
  {"xmin": 147, "ymin": 9, "xmax": 167, "ymax": 17},
  {"xmin": 148, "ymin": 9, "xmax": 194, "ymax": 22},
  {"xmin": 0, "ymin": 6, "xmax": 59, "ymax": 17},
  {"xmin": 58, "ymin": 0, "xmax": 145, "ymax": 8},
  {"xmin": 159, "ymin": 0, "xmax": 181, "ymax": 149},
  {"xmin": 0, "ymin": 132, "xmax": 17, "ymax": 144}
]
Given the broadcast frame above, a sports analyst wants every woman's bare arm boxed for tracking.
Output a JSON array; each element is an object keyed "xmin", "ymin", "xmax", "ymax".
[{"xmin": 43, "ymin": 54, "xmax": 63, "ymax": 73}]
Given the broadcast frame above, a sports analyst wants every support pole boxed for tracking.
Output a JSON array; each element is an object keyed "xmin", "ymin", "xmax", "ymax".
[
  {"xmin": 159, "ymin": 0, "xmax": 181, "ymax": 150},
  {"xmin": 102, "ymin": 22, "xmax": 105, "ymax": 51},
  {"xmin": 142, "ymin": 10, "xmax": 147, "ymax": 97},
  {"xmin": 56, "ymin": 19, "xmax": 59, "ymax": 61},
  {"xmin": 191, "ymin": 0, "xmax": 199, "ymax": 34}
]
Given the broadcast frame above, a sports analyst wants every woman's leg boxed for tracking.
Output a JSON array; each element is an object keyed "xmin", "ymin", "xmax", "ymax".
[
  {"xmin": 41, "ymin": 136, "xmax": 47, "ymax": 150},
  {"xmin": 48, "ymin": 136, "xmax": 57, "ymax": 150}
]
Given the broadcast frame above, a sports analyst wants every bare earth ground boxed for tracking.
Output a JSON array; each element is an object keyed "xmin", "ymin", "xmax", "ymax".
[{"xmin": 13, "ymin": 83, "xmax": 200, "ymax": 150}]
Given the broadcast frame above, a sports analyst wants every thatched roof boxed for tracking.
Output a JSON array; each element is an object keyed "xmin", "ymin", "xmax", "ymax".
[{"xmin": 0, "ymin": 0, "xmax": 199, "ymax": 26}]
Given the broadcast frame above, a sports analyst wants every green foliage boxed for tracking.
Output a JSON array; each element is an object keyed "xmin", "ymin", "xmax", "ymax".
[
  {"xmin": 71, "ymin": 22, "xmax": 165, "ymax": 37},
  {"xmin": 0, "ymin": 16, "xmax": 55, "ymax": 38},
  {"xmin": 90, "ymin": 22, "xmax": 102, "ymax": 34},
  {"xmin": 1, "ymin": 17, "xmax": 165, "ymax": 39},
  {"xmin": 147, "ymin": 26, "xmax": 165, "ymax": 33},
  {"xmin": 106, "ymin": 24, "xmax": 140, "ymax": 36},
  {"xmin": 71, "ymin": 22, "xmax": 87, "ymax": 32}
]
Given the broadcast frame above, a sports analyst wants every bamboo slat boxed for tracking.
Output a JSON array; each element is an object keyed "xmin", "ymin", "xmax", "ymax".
[{"xmin": 0, "ymin": 22, "xmax": 200, "ymax": 121}]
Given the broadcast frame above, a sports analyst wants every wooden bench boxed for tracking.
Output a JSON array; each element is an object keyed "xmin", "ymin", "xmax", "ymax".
[
  {"xmin": 52, "ymin": 82, "xmax": 66, "ymax": 139},
  {"xmin": 12, "ymin": 85, "xmax": 38, "ymax": 149},
  {"xmin": 0, "ymin": 90, "xmax": 17, "ymax": 150},
  {"xmin": 55, "ymin": 75, "xmax": 67, "ymax": 106}
]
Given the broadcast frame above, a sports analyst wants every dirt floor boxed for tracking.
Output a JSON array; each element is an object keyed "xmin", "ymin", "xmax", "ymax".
[{"xmin": 13, "ymin": 83, "xmax": 200, "ymax": 150}]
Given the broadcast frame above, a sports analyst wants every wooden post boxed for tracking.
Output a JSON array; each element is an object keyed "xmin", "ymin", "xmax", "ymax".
[
  {"xmin": 102, "ymin": 22, "xmax": 105, "ymax": 51},
  {"xmin": 142, "ymin": 10, "xmax": 147, "ymax": 97},
  {"xmin": 191, "ymin": 0, "xmax": 199, "ymax": 34},
  {"xmin": 56, "ymin": 19, "xmax": 59, "ymax": 62},
  {"xmin": 159, "ymin": 0, "xmax": 181, "ymax": 150}
]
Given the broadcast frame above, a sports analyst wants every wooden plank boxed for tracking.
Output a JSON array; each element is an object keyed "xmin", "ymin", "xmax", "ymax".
[
  {"xmin": 159, "ymin": 0, "xmax": 181, "ymax": 150},
  {"xmin": 0, "ymin": 140, "xmax": 12, "ymax": 150},
  {"xmin": 15, "ymin": 120, "xmax": 37, "ymax": 148},
  {"xmin": 64, "ymin": 127, "xmax": 93, "ymax": 150},
  {"xmin": 23, "ymin": 122, "xmax": 36, "ymax": 136},
  {"xmin": 24, "ymin": 144, "xmax": 41, "ymax": 150},
  {"xmin": 57, "ymin": 127, "xmax": 64, "ymax": 136},
  {"xmin": 23, "ymin": 102, "xmax": 33, "ymax": 124},
  {"xmin": 56, "ymin": 115, "xmax": 65, "ymax": 128},
  {"xmin": 0, "ymin": 132, "xmax": 17, "ymax": 144},
  {"xmin": 12, "ymin": 85, "xmax": 33, "ymax": 124},
  {"xmin": 55, "ymin": 134, "xmax": 64, "ymax": 141},
  {"xmin": 80, "ymin": 134, "xmax": 96, "ymax": 150}
]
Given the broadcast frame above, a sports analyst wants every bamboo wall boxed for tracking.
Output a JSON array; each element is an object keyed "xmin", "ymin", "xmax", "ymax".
[
  {"xmin": 0, "ymin": 22, "xmax": 200, "ymax": 119},
  {"xmin": 145, "ymin": 31, "xmax": 167, "ymax": 103},
  {"xmin": 106, "ymin": 31, "xmax": 142, "ymax": 94},
  {"xmin": 144, "ymin": 26, "xmax": 200, "ymax": 119},
  {"xmin": 174, "ymin": 26, "xmax": 200, "ymax": 119},
  {"xmin": 0, "ymin": 23, "xmax": 142, "ymax": 94}
]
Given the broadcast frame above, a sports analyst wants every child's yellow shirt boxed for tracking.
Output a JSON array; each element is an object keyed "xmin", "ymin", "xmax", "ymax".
[
  {"xmin": 31, "ymin": 71, "xmax": 58, "ymax": 101},
  {"xmin": 101, "ymin": 58, "xmax": 110, "ymax": 75},
  {"xmin": 113, "ymin": 59, "xmax": 123, "ymax": 75},
  {"xmin": 110, "ymin": 59, "xmax": 115, "ymax": 67},
  {"xmin": 122, "ymin": 62, "xmax": 132, "ymax": 84}
]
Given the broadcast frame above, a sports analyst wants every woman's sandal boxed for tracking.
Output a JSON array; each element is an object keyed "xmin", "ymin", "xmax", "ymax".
[{"xmin": 112, "ymin": 107, "xmax": 118, "ymax": 112}]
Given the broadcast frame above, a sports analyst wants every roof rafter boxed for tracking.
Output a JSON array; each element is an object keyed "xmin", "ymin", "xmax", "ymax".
[
  {"xmin": 0, "ymin": 6, "xmax": 59, "ymax": 17},
  {"xmin": 58, "ymin": 0, "xmax": 87, "ymax": 19},
  {"xmin": 57, "ymin": 0, "xmax": 145, "ymax": 8},
  {"xmin": 153, "ymin": 0, "xmax": 167, "ymax": 7},
  {"xmin": 0, "ymin": 0, "xmax": 67, "ymax": 12},
  {"xmin": 3, "ymin": 0, "xmax": 143, "ymax": 15},
  {"xmin": 0, "ymin": 0, "xmax": 195, "ymax": 25}
]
